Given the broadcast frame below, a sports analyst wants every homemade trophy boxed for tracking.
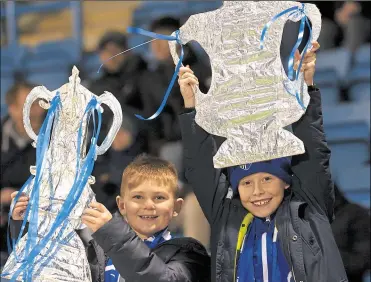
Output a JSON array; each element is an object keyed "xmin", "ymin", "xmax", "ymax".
[
  {"xmin": 1, "ymin": 67, "xmax": 122, "ymax": 281},
  {"xmin": 169, "ymin": 1, "xmax": 321, "ymax": 168}
]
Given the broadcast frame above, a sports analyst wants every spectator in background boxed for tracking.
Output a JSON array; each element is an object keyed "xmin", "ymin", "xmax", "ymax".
[
  {"xmin": 1, "ymin": 81, "xmax": 44, "ymax": 189},
  {"xmin": 84, "ymin": 30, "xmax": 150, "ymax": 152},
  {"xmin": 0, "ymin": 81, "xmax": 45, "ymax": 261},
  {"xmin": 140, "ymin": 16, "xmax": 211, "ymax": 176},
  {"xmin": 331, "ymin": 184, "xmax": 371, "ymax": 282},
  {"xmin": 86, "ymin": 30, "xmax": 148, "ymax": 111},
  {"xmin": 308, "ymin": 1, "xmax": 370, "ymax": 51}
]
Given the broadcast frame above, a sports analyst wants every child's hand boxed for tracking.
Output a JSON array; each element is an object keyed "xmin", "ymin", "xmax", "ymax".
[
  {"xmin": 11, "ymin": 192, "xmax": 29, "ymax": 220},
  {"xmin": 178, "ymin": 65, "xmax": 198, "ymax": 108},
  {"xmin": 293, "ymin": 41, "xmax": 320, "ymax": 86},
  {"xmin": 82, "ymin": 202, "xmax": 113, "ymax": 233}
]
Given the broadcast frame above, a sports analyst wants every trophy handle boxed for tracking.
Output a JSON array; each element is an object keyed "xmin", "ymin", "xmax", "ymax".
[
  {"xmin": 96, "ymin": 91, "xmax": 123, "ymax": 155},
  {"xmin": 23, "ymin": 86, "xmax": 54, "ymax": 144}
]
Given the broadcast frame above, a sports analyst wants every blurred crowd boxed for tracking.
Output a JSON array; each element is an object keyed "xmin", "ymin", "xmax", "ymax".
[{"xmin": 1, "ymin": 2, "xmax": 370, "ymax": 280}]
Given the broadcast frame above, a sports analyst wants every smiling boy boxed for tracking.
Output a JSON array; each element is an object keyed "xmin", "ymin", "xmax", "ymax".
[
  {"xmin": 177, "ymin": 42, "xmax": 348, "ymax": 282},
  {"xmin": 9, "ymin": 155, "xmax": 210, "ymax": 282}
]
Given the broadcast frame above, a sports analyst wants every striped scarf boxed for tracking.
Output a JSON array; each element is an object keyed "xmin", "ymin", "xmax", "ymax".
[
  {"xmin": 104, "ymin": 228, "xmax": 172, "ymax": 282},
  {"xmin": 236, "ymin": 215, "xmax": 293, "ymax": 282}
]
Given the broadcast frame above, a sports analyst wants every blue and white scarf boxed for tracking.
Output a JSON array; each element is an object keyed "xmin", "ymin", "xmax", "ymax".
[
  {"xmin": 105, "ymin": 228, "xmax": 172, "ymax": 282},
  {"xmin": 237, "ymin": 217, "xmax": 293, "ymax": 282}
]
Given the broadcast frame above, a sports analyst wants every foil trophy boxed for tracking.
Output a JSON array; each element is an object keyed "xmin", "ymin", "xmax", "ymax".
[
  {"xmin": 1, "ymin": 67, "xmax": 123, "ymax": 281},
  {"xmin": 169, "ymin": 1, "xmax": 321, "ymax": 168}
]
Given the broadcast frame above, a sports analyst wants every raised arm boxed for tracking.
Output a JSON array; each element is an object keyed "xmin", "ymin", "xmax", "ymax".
[
  {"xmin": 92, "ymin": 214, "xmax": 210, "ymax": 282},
  {"xmin": 178, "ymin": 66, "xmax": 229, "ymax": 224},
  {"xmin": 290, "ymin": 42, "xmax": 335, "ymax": 220},
  {"xmin": 291, "ymin": 88, "xmax": 334, "ymax": 219}
]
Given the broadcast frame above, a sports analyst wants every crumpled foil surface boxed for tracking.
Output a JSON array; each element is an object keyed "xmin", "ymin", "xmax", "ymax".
[
  {"xmin": 2, "ymin": 67, "xmax": 122, "ymax": 281},
  {"xmin": 169, "ymin": 1, "xmax": 321, "ymax": 168}
]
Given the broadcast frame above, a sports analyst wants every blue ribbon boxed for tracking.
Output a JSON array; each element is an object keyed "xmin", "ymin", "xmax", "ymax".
[
  {"xmin": 6, "ymin": 176, "xmax": 33, "ymax": 262},
  {"xmin": 260, "ymin": 3, "xmax": 312, "ymax": 110},
  {"xmin": 1, "ymin": 94, "xmax": 61, "ymax": 280},
  {"xmin": 127, "ymin": 27, "xmax": 184, "ymax": 120},
  {"xmin": 3, "ymin": 96, "xmax": 102, "ymax": 281}
]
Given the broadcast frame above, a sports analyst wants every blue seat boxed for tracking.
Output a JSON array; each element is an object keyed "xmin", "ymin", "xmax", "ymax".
[
  {"xmin": 323, "ymin": 102, "xmax": 370, "ymax": 143},
  {"xmin": 318, "ymin": 86, "xmax": 340, "ymax": 106},
  {"xmin": 314, "ymin": 69, "xmax": 339, "ymax": 88},
  {"xmin": 133, "ymin": 5, "xmax": 186, "ymax": 26},
  {"xmin": 1, "ymin": 76, "xmax": 14, "ymax": 99},
  {"xmin": 1, "ymin": 45, "xmax": 27, "ymax": 72},
  {"xmin": 348, "ymin": 64, "xmax": 370, "ymax": 84},
  {"xmin": 316, "ymin": 47, "xmax": 352, "ymax": 84},
  {"xmin": 27, "ymin": 71, "xmax": 69, "ymax": 90},
  {"xmin": 186, "ymin": 1, "xmax": 223, "ymax": 14},
  {"xmin": 335, "ymin": 164, "xmax": 370, "ymax": 192},
  {"xmin": 24, "ymin": 39, "xmax": 79, "ymax": 72},
  {"xmin": 349, "ymin": 82, "xmax": 370, "ymax": 103},
  {"xmin": 329, "ymin": 142, "xmax": 370, "ymax": 179},
  {"xmin": 354, "ymin": 44, "xmax": 370, "ymax": 65},
  {"xmin": 80, "ymin": 53, "xmax": 101, "ymax": 80},
  {"xmin": 344, "ymin": 191, "xmax": 370, "ymax": 208},
  {"xmin": 0, "ymin": 77, "xmax": 13, "ymax": 118}
]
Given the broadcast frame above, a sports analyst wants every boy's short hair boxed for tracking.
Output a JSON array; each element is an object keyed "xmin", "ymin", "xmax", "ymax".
[
  {"xmin": 120, "ymin": 154, "xmax": 179, "ymax": 197},
  {"xmin": 97, "ymin": 31, "xmax": 128, "ymax": 51},
  {"xmin": 149, "ymin": 17, "xmax": 181, "ymax": 32},
  {"xmin": 5, "ymin": 81, "xmax": 37, "ymax": 106}
]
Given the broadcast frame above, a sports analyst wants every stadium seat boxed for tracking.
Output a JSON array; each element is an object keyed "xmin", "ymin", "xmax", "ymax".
[
  {"xmin": 344, "ymin": 191, "xmax": 370, "ymax": 208},
  {"xmin": 329, "ymin": 142, "xmax": 370, "ymax": 179},
  {"xmin": 27, "ymin": 71, "xmax": 69, "ymax": 91},
  {"xmin": 354, "ymin": 44, "xmax": 370, "ymax": 66},
  {"xmin": 1, "ymin": 76, "xmax": 14, "ymax": 100},
  {"xmin": 349, "ymin": 82, "xmax": 370, "ymax": 103},
  {"xmin": 323, "ymin": 102, "xmax": 370, "ymax": 143},
  {"xmin": 314, "ymin": 69, "xmax": 339, "ymax": 88},
  {"xmin": 23, "ymin": 39, "xmax": 79, "ymax": 71},
  {"xmin": 132, "ymin": 4, "xmax": 186, "ymax": 27},
  {"xmin": 318, "ymin": 86, "xmax": 340, "ymax": 106},
  {"xmin": 0, "ymin": 77, "xmax": 13, "ymax": 118},
  {"xmin": 316, "ymin": 47, "xmax": 352, "ymax": 82},
  {"xmin": 80, "ymin": 52, "xmax": 101, "ymax": 80},
  {"xmin": 335, "ymin": 164, "xmax": 370, "ymax": 192},
  {"xmin": 185, "ymin": 1, "xmax": 223, "ymax": 14},
  {"xmin": 348, "ymin": 64, "xmax": 370, "ymax": 84}
]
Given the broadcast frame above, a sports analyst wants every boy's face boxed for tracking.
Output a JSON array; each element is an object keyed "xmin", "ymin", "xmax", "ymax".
[
  {"xmin": 116, "ymin": 181, "xmax": 183, "ymax": 239},
  {"xmin": 150, "ymin": 28, "xmax": 173, "ymax": 62},
  {"xmin": 238, "ymin": 173, "xmax": 289, "ymax": 218}
]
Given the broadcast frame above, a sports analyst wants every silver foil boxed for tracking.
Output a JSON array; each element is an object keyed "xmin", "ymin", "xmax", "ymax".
[
  {"xmin": 2, "ymin": 67, "xmax": 123, "ymax": 281},
  {"xmin": 169, "ymin": 1, "xmax": 321, "ymax": 168}
]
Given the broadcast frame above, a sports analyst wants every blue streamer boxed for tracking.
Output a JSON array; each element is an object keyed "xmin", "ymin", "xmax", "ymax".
[
  {"xmin": 2, "ymin": 95, "xmax": 62, "ymax": 281},
  {"xmin": 260, "ymin": 3, "xmax": 312, "ymax": 110},
  {"xmin": 4, "ymin": 97, "xmax": 102, "ymax": 281},
  {"xmin": 127, "ymin": 27, "xmax": 184, "ymax": 120},
  {"xmin": 6, "ymin": 176, "xmax": 33, "ymax": 262}
]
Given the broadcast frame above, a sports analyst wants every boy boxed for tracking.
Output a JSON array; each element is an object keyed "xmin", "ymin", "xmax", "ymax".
[
  {"xmin": 177, "ymin": 41, "xmax": 348, "ymax": 282},
  {"xmin": 9, "ymin": 155, "xmax": 210, "ymax": 281}
]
